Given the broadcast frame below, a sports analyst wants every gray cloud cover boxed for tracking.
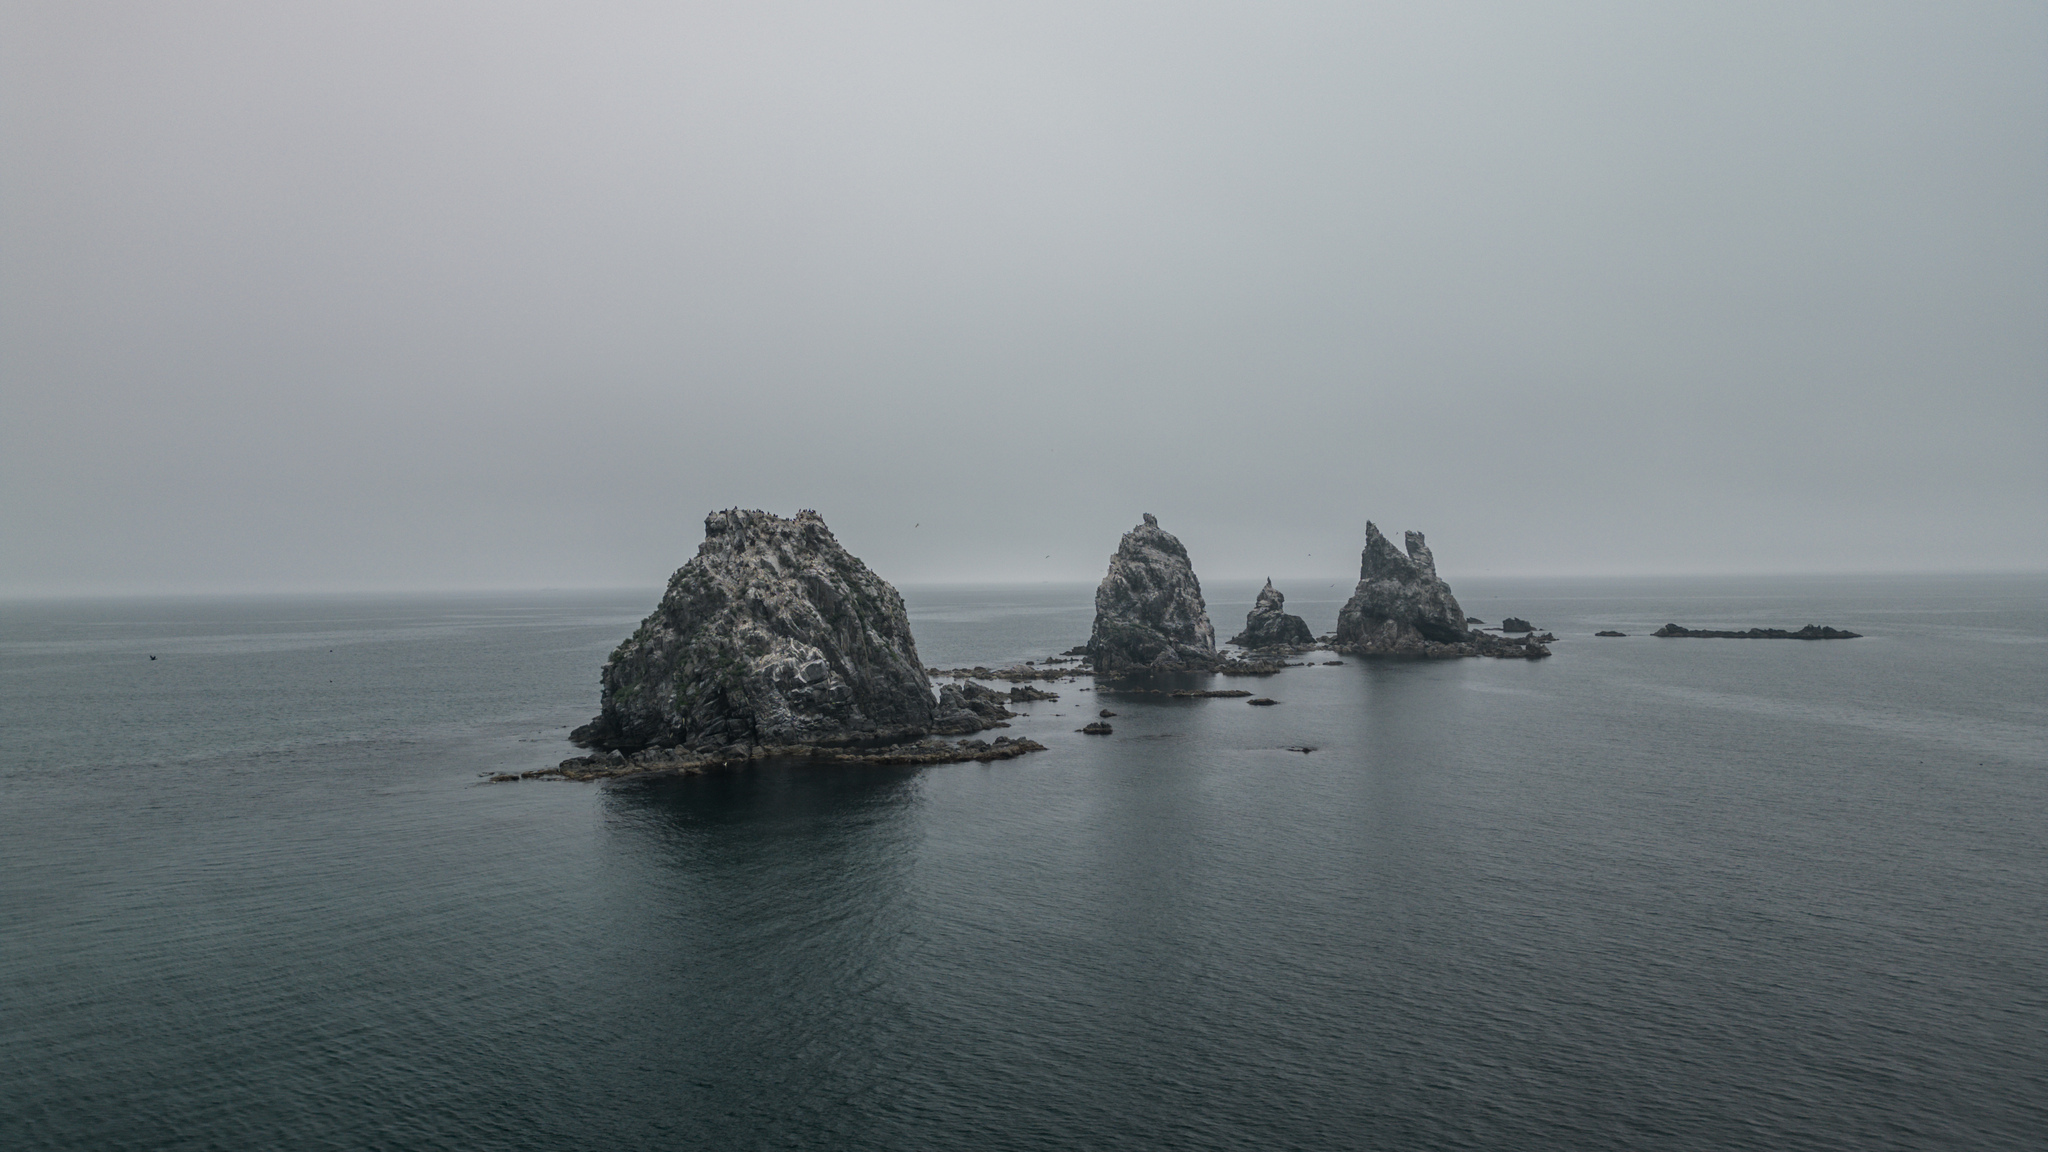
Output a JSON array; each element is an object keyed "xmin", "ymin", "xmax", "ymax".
[{"xmin": 4, "ymin": 1, "xmax": 2043, "ymax": 594}]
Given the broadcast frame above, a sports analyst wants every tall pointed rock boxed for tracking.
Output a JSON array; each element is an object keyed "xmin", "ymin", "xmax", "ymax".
[{"xmin": 1087, "ymin": 513, "xmax": 1217, "ymax": 673}]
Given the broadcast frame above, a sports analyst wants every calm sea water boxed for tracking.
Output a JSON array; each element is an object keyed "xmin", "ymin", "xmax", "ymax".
[{"xmin": 3, "ymin": 576, "xmax": 2044, "ymax": 1150}]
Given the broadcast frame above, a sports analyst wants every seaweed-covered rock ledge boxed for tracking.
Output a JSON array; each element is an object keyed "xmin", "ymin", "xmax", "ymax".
[
  {"xmin": 569, "ymin": 508, "xmax": 1019, "ymax": 762},
  {"xmin": 1334, "ymin": 523, "xmax": 1548, "ymax": 659}
]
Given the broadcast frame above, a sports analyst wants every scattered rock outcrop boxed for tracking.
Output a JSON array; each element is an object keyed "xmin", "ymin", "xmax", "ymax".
[
  {"xmin": 1087, "ymin": 514, "xmax": 1219, "ymax": 673},
  {"xmin": 1653, "ymin": 623, "xmax": 1861, "ymax": 640},
  {"xmin": 1334, "ymin": 523, "xmax": 1548, "ymax": 659},
  {"xmin": 572, "ymin": 509, "xmax": 948, "ymax": 753},
  {"xmin": 1595, "ymin": 630, "xmax": 1627, "ymax": 637},
  {"xmin": 1229, "ymin": 579, "xmax": 1315, "ymax": 649},
  {"xmin": 934, "ymin": 681, "xmax": 1020, "ymax": 733},
  {"xmin": 1500, "ymin": 617, "xmax": 1535, "ymax": 632}
]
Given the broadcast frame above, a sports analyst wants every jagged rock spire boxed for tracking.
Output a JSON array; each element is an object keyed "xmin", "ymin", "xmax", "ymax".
[{"xmin": 1333, "ymin": 521, "xmax": 1481, "ymax": 655}]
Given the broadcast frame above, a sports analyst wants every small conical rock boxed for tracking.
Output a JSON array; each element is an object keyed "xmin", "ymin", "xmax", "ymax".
[{"xmin": 1229, "ymin": 579, "xmax": 1314, "ymax": 649}]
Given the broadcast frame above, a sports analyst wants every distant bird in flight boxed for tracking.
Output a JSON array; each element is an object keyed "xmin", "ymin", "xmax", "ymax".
[{"xmin": 149, "ymin": 655, "xmax": 156, "ymax": 660}]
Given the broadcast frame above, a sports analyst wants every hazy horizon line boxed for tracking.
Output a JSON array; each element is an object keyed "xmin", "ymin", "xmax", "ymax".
[{"xmin": 5, "ymin": 567, "xmax": 2044, "ymax": 603}]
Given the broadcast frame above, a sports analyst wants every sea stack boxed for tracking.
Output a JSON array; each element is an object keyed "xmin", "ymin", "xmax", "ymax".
[
  {"xmin": 1229, "ymin": 579, "xmax": 1314, "ymax": 649},
  {"xmin": 572, "ymin": 509, "xmax": 949, "ymax": 752},
  {"xmin": 1088, "ymin": 513, "xmax": 1218, "ymax": 673},
  {"xmin": 1334, "ymin": 523, "xmax": 1547, "ymax": 659}
]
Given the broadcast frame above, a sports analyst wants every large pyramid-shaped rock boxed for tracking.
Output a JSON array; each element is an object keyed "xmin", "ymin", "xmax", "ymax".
[
  {"xmin": 1088, "ymin": 513, "xmax": 1217, "ymax": 673},
  {"xmin": 572, "ymin": 509, "xmax": 940, "ymax": 751},
  {"xmin": 1229, "ymin": 579, "xmax": 1314, "ymax": 649}
]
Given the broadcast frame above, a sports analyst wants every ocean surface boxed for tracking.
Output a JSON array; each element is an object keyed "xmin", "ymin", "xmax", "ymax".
[{"xmin": 3, "ymin": 575, "xmax": 2044, "ymax": 1151}]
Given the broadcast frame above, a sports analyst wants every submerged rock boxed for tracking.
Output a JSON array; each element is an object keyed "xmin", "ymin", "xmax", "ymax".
[
  {"xmin": 1087, "ymin": 513, "xmax": 1218, "ymax": 673},
  {"xmin": 1229, "ymin": 579, "xmax": 1315, "ymax": 649},
  {"xmin": 571, "ymin": 509, "xmax": 944, "ymax": 752},
  {"xmin": 1334, "ymin": 523, "xmax": 1548, "ymax": 659}
]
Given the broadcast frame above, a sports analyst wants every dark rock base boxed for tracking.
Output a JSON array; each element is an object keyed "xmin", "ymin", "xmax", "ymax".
[{"xmin": 524, "ymin": 737, "xmax": 1048, "ymax": 782}]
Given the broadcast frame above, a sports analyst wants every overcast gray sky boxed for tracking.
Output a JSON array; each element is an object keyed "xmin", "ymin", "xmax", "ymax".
[{"xmin": 4, "ymin": 1, "xmax": 2043, "ymax": 595}]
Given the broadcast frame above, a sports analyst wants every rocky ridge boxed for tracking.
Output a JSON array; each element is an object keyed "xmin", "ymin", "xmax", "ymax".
[{"xmin": 1654, "ymin": 623, "xmax": 1861, "ymax": 640}]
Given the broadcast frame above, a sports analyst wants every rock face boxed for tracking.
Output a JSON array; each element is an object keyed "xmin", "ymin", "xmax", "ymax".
[
  {"xmin": 1088, "ymin": 514, "xmax": 1218, "ymax": 673},
  {"xmin": 572, "ymin": 509, "xmax": 944, "ymax": 752},
  {"xmin": 1334, "ymin": 523, "xmax": 1548, "ymax": 659},
  {"xmin": 1229, "ymin": 579, "xmax": 1315, "ymax": 649}
]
